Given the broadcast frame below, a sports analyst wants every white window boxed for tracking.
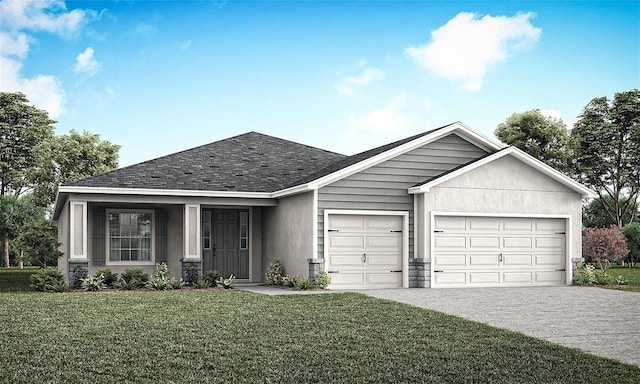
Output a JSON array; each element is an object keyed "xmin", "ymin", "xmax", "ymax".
[{"xmin": 107, "ymin": 210, "xmax": 154, "ymax": 265}]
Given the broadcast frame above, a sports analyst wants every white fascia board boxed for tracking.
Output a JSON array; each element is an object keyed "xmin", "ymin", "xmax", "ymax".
[
  {"xmin": 408, "ymin": 147, "xmax": 597, "ymax": 199},
  {"xmin": 304, "ymin": 122, "xmax": 503, "ymax": 191},
  {"xmin": 271, "ymin": 183, "xmax": 313, "ymax": 198},
  {"xmin": 57, "ymin": 185, "xmax": 274, "ymax": 199}
]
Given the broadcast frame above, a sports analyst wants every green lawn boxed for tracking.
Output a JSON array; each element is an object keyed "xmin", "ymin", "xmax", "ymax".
[
  {"xmin": 1, "ymin": 290, "xmax": 638, "ymax": 383},
  {"xmin": 0, "ymin": 267, "xmax": 38, "ymax": 292},
  {"xmin": 603, "ymin": 266, "xmax": 640, "ymax": 292}
]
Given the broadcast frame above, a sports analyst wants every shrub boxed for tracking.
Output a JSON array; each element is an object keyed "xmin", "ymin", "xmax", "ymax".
[
  {"xmin": 623, "ymin": 222, "xmax": 640, "ymax": 267},
  {"xmin": 70, "ymin": 265, "xmax": 88, "ymax": 289},
  {"xmin": 583, "ymin": 227, "xmax": 629, "ymax": 272},
  {"xmin": 30, "ymin": 268, "xmax": 66, "ymax": 292},
  {"xmin": 192, "ymin": 277, "xmax": 211, "ymax": 289},
  {"xmin": 121, "ymin": 268, "xmax": 149, "ymax": 284},
  {"xmin": 81, "ymin": 274, "xmax": 106, "ymax": 291},
  {"xmin": 593, "ymin": 269, "xmax": 614, "ymax": 285},
  {"xmin": 146, "ymin": 263, "xmax": 171, "ymax": 291},
  {"xmin": 202, "ymin": 270, "xmax": 221, "ymax": 287},
  {"xmin": 114, "ymin": 276, "xmax": 141, "ymax": 290},
  {"xmin": 314, "ymin": 270, "xmax": 331, "ymax": 289},
  {"xmin": 185, "ymin": 262, "xmax": 200, "ymax": 286},
  {"xmin": 281, "ymin": 275, "xmax": 297, "ymax": 287},
  {"xmin": 295, "ymin": 277, "xmax": 313, "ymax": 290},
  {"xmin": 576, "ymin": 263, "xmax": 596, "ymax": 285},
  {"xmin": 217, "ymin": 274, "xmax": 235, "ymax": 289},
  {"xmin": 265, "ymin": 259, "xmax": 284, "ymax": 285},
  {"xmin": 95, "ymin": 268, "xmax": 118, "ymax": 288},
  {"xmin": 168, "ymin": 278, "xmax": 185, "ymax": 289}
]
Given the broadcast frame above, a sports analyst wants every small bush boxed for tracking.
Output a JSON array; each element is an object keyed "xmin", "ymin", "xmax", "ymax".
[
  {"xmin": 192, "ymin": 277, "xmax": 211, "ymax": 289},
  {"xmin": 217, "ymin": 274, "xmax": 235, "ymax": 289},
  {"xmin": 576, "ymin": 263, "xmax": 596, "ymax": 285},
  {"xmin": 295, "ymin": 277, "xmax": 313, "ymax": 290},
  {"xmin": 265, "ymin": 259, "xmax": 284, "ymax": 285},
  {"xmin": 594, "ymin": 269, "xmax": 615, "ymax": 285},
  {"xmin": 583, "ymin": 227, "xmax": 629, "ymax": 272},
  {"xmin": 70, "ymin": 265, "xmax": 88, "ymax": 289},
  {"xmin": 30, "ymin": 268, "xmax": 66, "ymax": 292},
  {"xmin": 114, "ymin": 276, "xmax": 141, "ymax": 290},
  {"xmin": 121, "ymin": 268, "xmax": 149, "ymax": 284},
  {"xmin": 202, "ymin": 270, "xmax": 221, "ymax": 287},
  {"xmin": 81, "ymin": 274, "xmax": 107, "ymax": 291},
  {"xmin": 185, "ymin": 263, "xmax": 200, "ymax": 286},
  {"xmin": 314, "ymin": 270, "xmax": 331, "ymax": 289},
  {"xmin": 146, "ymin": 263, "xmax": 171, "ymax": 291},
  {"xmin": 168, "ymin": 278, "xmax": 185, "ymax": 289},
  {"xmin": 281, "ymin": 275, "xmax": 297, "ymax": 287},
  {"xmin": 95, "ymin": 268, "xmax": 118, "ymax": 288}
]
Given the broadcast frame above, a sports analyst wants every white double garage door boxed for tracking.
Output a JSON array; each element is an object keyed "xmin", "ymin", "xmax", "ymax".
[{"xmin": 326, "ymin": 213, "xmax": 567, "ymax": 289}]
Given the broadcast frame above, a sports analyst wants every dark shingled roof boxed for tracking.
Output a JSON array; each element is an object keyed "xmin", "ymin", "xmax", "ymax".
[
  {"xmin": 69, "ymin": 124, "xmax": 452, "ymax": 193},
  {"xmin": 68, "ymin": 132, "xmax": 347, "ymax": 193}
]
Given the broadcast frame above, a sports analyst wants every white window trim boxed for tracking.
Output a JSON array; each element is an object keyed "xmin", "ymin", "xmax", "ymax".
[{"xmin": 106, "ymin": 209, "xmax": 156, "ymax": 266}]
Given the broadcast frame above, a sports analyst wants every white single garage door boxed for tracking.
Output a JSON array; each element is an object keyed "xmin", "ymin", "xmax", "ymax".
[
  {"xmin": 326, "ymin": 214, "xmax": 403, "ymax": 289},
  {"xmin": 433, "ymin": 216, "xmax": 566, "ymax": 288}
]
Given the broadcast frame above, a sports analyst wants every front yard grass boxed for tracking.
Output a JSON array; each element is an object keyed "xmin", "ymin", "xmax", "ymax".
[
  {"xmin": 1, "ymin": 290, "xmax": 639, "ymax": 383},
  {"xmin": 602, "ymin": 266, "xmax": 640, "ymax": 292}
]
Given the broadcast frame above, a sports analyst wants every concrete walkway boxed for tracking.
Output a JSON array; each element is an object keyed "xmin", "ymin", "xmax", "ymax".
[{"xmin": 356, "ymin": 286, "xmax": 640, "ymax": 366}]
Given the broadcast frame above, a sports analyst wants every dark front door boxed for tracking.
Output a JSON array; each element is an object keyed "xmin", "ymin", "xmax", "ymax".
[{"xmin": 202, "ymin": 209, "xmax": 249, "ymax": 279}]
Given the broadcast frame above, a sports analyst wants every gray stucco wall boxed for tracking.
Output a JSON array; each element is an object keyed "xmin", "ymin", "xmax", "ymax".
[
  {"xmin": 263, "ymin": 191, "xmax": 314, "ymax": 278},
  {"xmin": 419, "ymin": 155, "xmax": 583, "ymax": 269},
  {"xmin": 57, "ymin": 202, "xmax": 70, "ymax": 278},
  {"xmin": 251, "ymin": 207, "xmax": 263, "ymax": 282},
  {"xmin": 317, "ymin": 133, "xmax": 488, "ymax": 260}
]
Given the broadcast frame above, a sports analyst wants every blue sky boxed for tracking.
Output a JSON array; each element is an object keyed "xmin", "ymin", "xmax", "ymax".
[{"xmin": 1, "ymin": 0, "xmax": 638, "ymax": 167}]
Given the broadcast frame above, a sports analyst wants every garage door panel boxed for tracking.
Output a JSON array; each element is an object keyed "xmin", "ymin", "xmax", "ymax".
[
  {"xmin": 469, "ymin": 272, "xmax": 500, "ymax": 284},
  {"xmin": 329, "ymin": 216, "xmax": 364, "ymax": 231},
  {"xmin": 366, "ymin": 235, "xmax": 400, "ymax": 249},
  {"xmin": 535, "ymin": 237, "xmax": 564, "ymax": 248},
  {"xmin": 535, "ymin": 254, "xmax": 563, "ymax": 266},
  {"xmin": 503, "ymin": 272, "xmax": 532, "ymax": 283},
  {"xmin": 468, "ymin": 217, "xmax": 500, "ymax": 232},
  {"xmin": 469, "ymin": 254, "xmax": 499, "ymax": 266},
  {"xmin": 366, "ymin": 216, "xmax": 402, "ymax": 231},
  {"xmin": 366, "ymin": 272, "xmax": 402, "ymax": 287},
  {"xmin": 535, "ymin": 271, "xmax": 564, "ymax": 283},
  {"xmin": 502, "ymin": 254, "xmax": 533, "ymax": 266},
  {"xmin": 434, "ymin": 272, "xmax": 466, "ymax": 284},
  {"xmin": 329, "ymin": 254, "xmax": 364, "ymax": 267},
  {"xmin": 503, "ymin": 218, "xmax": 533, "ymax": 231},
  {"xmin": 435, "ymin": 236, "xmax": 466, "ymax": 248},
  {"xmin": 329, "ymin": 272, "xmax": 364, "ymax": 286},
  {"xmin": 469, "ymin": 237, "xmax": 500, "ymax": 248},
  {"xmin": 434, "ymin": 216, "xmax": 467, "ymax": 231},
  {"xmin": 433, "ymin": 216, "xmax": 566, "ymax": 288},
  {"xmin": 502, "ymin": 237, "xmax": 533, "ymax": 248},
  {"xmin": 329, "ymin": 236, "xmax": 365, "ymax": 249},
  {"xmin": 366, "ymin": 254, "xmax": 402, "ymax": 268},
  {"xmin": 434, "ymin": 254, "xmax": 466, "ymax": 266}
]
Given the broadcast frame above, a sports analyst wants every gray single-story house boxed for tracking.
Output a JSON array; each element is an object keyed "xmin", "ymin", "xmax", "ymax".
[{"xmin": 53, "ymin": 122, "xmax": 595, "ymax": 289}]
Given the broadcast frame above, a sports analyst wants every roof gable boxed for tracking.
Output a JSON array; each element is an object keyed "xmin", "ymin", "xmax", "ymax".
[
  {"xmin": 408, "ymin": 146, "xmax": 596, "ymax": 198},
  {"xmin": 67, "ymin": 132, "xmax": 346, "ymax": 193}
]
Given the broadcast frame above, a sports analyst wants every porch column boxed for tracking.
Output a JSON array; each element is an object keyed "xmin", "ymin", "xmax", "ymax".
[
  {"xmin": 68, "ymin": 201, "xmax": 89, "ymax": 279},
  {"xmin": 182, "ymin": 204, "xmax": 202, "ymax": 279}
]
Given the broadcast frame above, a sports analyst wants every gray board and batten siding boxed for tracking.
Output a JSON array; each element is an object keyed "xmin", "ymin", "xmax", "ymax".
[{"xmin": 317, "ymin": 133, "xmax": 489, "ymax": 260}]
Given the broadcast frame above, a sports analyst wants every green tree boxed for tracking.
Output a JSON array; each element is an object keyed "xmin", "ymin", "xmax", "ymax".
[
  {"xmin": 584, "ymin": 195, "xmax": 639, "ymax": 228},
  {"xmin": 495, "ymin": 109, "xmax": 571, "ymax": 172},
  {"xmin": 623, "ymin": 222, "xmax": 640, "ymax": 267},
  {"xmin": 571, "ymin": 89, "xmax": 640, "ymax": 227},
  {"xmin": 0, "ymin": 194, "xmax": 46, "ymax": 267},
  {"xmin": 15, "ymin": 219, "xmax": 62, "ymax": 268}
]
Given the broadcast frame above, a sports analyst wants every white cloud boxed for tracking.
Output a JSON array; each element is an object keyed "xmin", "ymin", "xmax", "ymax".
[
  {"xmin": 405, "ymin": 12, "xmax": 541, "ymax": 92},
  {"xmin": 74, "ymin": 46, "xmax": 100, "ymax": 75},
  {"xmin": 336, "ymin": 67, "xmax": 385, "ymax": 96},
  {"xmin": 0, "ymin": 0, "xmax": 97, "ymax": 118},
  {"xmin": 0, "ymin": 0, "xmax": 95, "ymax": 34},
  {"xmin": 539, "ymin": 109, "xmax": 576, "ymax": 130},
  {"xmin": 347, "ymin": 94, "xmax": 411, "ymax": 134}
]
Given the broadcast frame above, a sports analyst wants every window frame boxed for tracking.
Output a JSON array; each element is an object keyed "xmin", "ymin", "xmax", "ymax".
[{"xmin": 105, "ymin": 209, "xmax": 155, "ymax": 266}]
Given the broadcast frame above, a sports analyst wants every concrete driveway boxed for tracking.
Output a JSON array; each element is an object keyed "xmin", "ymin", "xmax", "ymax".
[{"xmin": 356, "ymin": 286, "xmax": 640, "ymax": 366}]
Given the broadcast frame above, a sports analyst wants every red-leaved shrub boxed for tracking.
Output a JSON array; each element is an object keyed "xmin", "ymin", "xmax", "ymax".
[{"xmin": 583, "ymin": 226, "xmax": 629, "ymax": 272}]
